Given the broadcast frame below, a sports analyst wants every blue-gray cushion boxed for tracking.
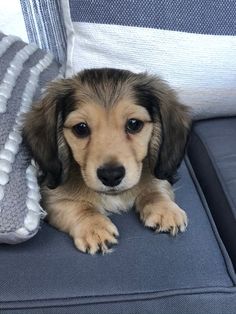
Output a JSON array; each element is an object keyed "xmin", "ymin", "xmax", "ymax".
[
  {"xmin": 188, "ymin": 117, "xmax": 236, "ymax": 268},
  {"xmin": 1, "ymin": 162, "xmax": 235, "ymax": 313}
]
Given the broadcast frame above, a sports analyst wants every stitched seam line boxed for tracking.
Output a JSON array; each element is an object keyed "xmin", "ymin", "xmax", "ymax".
[
  {"xmin": 1, "ymin": 286, "xmax": 236, "ymax": 310},
  {"xmin": 193, "ymin": 126, "xmax": 236, "ymax": 219}
]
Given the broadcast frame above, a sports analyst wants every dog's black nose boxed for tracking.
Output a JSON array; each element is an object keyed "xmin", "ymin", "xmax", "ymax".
[{"xmin": 97, "ymin": 164, "xmax": 125, "ymax": 187}]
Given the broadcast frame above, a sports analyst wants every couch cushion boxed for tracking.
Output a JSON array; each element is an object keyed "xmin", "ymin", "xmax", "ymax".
[
  {"xmin": 58, "ymin": 0, "xmax": 236, "ymax": 120},
  {"xmin": 20, "ymin": 0, "xmax": 236, "ymax": 119},
  {"xmin": 0, "ymin": 162, "xmax": 236, "ymax": 313},
  {"xmin": 188, "ymin": 117, "xmax": 236, "ymax": 268}
]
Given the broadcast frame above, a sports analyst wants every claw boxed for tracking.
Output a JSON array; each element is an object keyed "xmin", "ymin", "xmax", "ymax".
[
  {"xmin": 104, "ymin": 240, "xmax": 114, "ymax": 249},
  {"xmin": 155, "ymin": 224, "xmax": 161, "ymax": 232},
  {"xmin": 85, "ymin": 246, "xmax": 91, "ymax": 254}
]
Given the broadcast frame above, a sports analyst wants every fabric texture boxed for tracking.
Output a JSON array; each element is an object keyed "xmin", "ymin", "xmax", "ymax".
[
  {"xmin": 20, "ymin": 0, "xmax": 67, "ymax": 64},
  {"xmin": 188, "ymin": 117, "xmax": 236, "ymax": 268},
  {"xmin": 61, "ymin": 0, "xmax": 236, "ymax": 120},
  {"xmin": 0, "ymin": 33, "xmax": 60, "ymax": 244},
  {"xmin": 0, "ymin": 161, "xmax": 236, "ymax": 313}
]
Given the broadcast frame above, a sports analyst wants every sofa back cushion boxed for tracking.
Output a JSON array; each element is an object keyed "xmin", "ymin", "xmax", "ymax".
[{"xmin": 61, "ymin": 0, "xmax": 236, "ymax": 120}]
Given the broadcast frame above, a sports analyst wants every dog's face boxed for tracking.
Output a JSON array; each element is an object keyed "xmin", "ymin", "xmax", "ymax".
[
  {"xmin": 63, "ymin": 97, "xmax": 153, "ymax": 193},
  {"xmin": 23, "ymin": 68, "xmax": 191, "ymax": 191}
]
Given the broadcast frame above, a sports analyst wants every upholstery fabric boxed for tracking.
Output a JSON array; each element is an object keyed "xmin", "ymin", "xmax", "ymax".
[
  {"xmin": 1, "ymin": 162, "xmax": 235, "ymax": 313},
  {"xmin": 69, "ymin": 0, "xmax": 236, "ymax": 34},
  {"xmin": 188, "ymin": 117, "xmax": 236, "ymax": 268},
  {"xmin": 20, "ymin": 0, "xmax": 67, "ymax": 64},
  {"xmin": 60, "ymin": 0, "xmax": 236, "ymax": 120},
  {"xmin": 0, "ymin": 33, "xmax": 60, "ymax": 244}
]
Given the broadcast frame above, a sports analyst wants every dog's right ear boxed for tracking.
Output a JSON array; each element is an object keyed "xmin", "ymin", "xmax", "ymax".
[{"xmin": 23, "ymin": 79, "xmax": 75, "ymax": 189}]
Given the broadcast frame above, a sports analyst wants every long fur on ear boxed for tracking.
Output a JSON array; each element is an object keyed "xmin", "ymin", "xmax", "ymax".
[
  {"xmin": 155, "ymin": 91, "xmax": 191, "ymax": 183},
  {"xmin": 134, "ymin": 74, "xmax": 191, "ymax": 183},
  {"xmin": 23, "ymin": 79, "xmax": 75, "ymax": 189}
]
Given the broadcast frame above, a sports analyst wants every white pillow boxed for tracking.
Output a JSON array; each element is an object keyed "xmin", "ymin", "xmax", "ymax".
[{"xmin": 61, "ymin": 0, "xmax": 236, "ymax": 120}]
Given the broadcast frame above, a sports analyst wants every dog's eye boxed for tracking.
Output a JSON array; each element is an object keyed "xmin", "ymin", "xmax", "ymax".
[
  {"xmin": 72, "ymin": 122, "xmax": 90, "ymax": 138},
  {"xmin": 126, "ymin": 119, "xmax": 144, "ymax": 134}
]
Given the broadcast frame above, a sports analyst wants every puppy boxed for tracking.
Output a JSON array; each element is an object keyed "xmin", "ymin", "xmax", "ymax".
[{"xmin": 23, "ymin": 68, "xmax": 191, "ymax": 254}]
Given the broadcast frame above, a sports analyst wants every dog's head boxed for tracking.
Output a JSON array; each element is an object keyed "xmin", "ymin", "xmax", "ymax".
[{"xmin": 23, "ymin": 68, "xmax": 191, "ymax": 193}]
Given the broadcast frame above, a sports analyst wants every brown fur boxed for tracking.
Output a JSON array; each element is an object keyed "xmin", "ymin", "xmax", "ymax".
[{"xmin": 23, "ymin": 68, "xmax": 191, "ymax": 254}]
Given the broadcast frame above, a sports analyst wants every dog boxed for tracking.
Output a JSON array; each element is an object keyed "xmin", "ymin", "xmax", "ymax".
[{"xmin": 23, "ymin": 68, "xmax": 191, "ymax": 254}]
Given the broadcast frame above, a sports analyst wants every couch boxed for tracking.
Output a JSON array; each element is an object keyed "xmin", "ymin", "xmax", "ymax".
[{"xmin": 0, "ymin": 1, "xmax": 236, "ymax": 313}]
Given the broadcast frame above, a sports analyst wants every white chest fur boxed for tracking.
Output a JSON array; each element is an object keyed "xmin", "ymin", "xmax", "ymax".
[{"xmin": 98, "ymin": 191, "xmax": 136, "ymax": 214}]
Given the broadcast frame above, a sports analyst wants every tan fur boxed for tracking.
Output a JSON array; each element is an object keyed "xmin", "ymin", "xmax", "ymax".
[
  {"xmin": 135, "ymin": 179, "xmax": 187, "ymax": 236},
  {"xmin": 63, "ymin": 99, "xmax": 153, "ymax": 193},
  {"xmin": 23, "ymin": 68, "xmax": 191, "ymax": 254},
  {"xmin": 42, "ymin": 164, "xmax": 187, "ymax": 253}
]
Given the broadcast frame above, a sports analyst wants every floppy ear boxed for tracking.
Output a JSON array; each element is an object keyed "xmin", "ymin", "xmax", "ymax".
[
  {"xmin": 142, "ymin": 77, "xmax": 191, "ymax": 183},
  {"xmin": 155, "ymin": 93, "xmax": 191, "ymax": 182},
  {"xmin": 135, "ymin": 74, "xmax": 191, "ymax": 183},
  {"xmin": 23, "ymin": 79, "xmax": 75, "ymax": 189}
]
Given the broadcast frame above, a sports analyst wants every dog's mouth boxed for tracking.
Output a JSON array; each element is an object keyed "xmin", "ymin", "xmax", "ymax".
[
  {"xmin": 101, "ymin": 189, "xmax": 124, "ymax": 195},
  {"xmin": 94, "ymin": 187, "xmax": 127, "ymax": 195},
  {"xmin": 85, "ymin": 182, "xmax": 131, "ymax": 195},
  {"xmin": 93, "ymin": 183, "xmax": 137, "ymax": 195}
]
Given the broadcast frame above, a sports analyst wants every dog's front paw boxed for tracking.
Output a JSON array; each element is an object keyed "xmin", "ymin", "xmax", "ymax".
[
  {"xmin": 140, "ymin": 201, "xmax": 188, "ymax": 236},
  {"xmin": 73, "ymin": 214, "xmax": 119, "ymax": 255}
]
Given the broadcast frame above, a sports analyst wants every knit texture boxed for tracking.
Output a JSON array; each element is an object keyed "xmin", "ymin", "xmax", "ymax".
[{"xmin": 0, "ymin": 33, "xmax": 60, "ymax": 244}]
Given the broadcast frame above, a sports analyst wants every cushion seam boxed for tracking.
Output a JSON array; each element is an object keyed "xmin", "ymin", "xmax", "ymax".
[
  {"xmin": 1, "ymin": 286, "xmax": 236, "ymax": 309},
  {"xmin": 193, "ymin": 127, "xmax": 236, "ymax": 220},
  {"xmin": 184, "ymin": 157, "xmax": 236, "ymax": 285},
  {"xmin": 187, "ymin": 129, "xmax": 236, "ymax": 269}
]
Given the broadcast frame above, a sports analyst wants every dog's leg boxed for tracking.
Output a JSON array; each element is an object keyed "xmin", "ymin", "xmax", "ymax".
[
  {"xmin": 47, "ymin": 200, "xmax": 119, "ymax": 254},
  {"xmin": 135, "ymin": 179, "xmax": 188, "ymax": 235}
]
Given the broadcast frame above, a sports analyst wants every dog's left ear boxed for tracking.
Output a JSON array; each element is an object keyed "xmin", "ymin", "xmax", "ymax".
[{"xmin": 141, "ymin": 76, "xmax": 191, "ymax": 183}]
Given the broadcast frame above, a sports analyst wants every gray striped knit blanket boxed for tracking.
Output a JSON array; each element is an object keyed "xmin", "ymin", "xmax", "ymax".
[{"xmin": 0, "ymin": 33, "xmax": 60, "ymax": 244}]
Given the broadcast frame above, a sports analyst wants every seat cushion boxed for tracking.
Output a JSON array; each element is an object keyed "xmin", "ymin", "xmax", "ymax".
[
  {"xmin": 188, "ymin": 117, "xmax": 236, "ymax": 268},
  {"xmin": 0, "ymin": 162, "xmax": 236, "ymax": 313}
]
